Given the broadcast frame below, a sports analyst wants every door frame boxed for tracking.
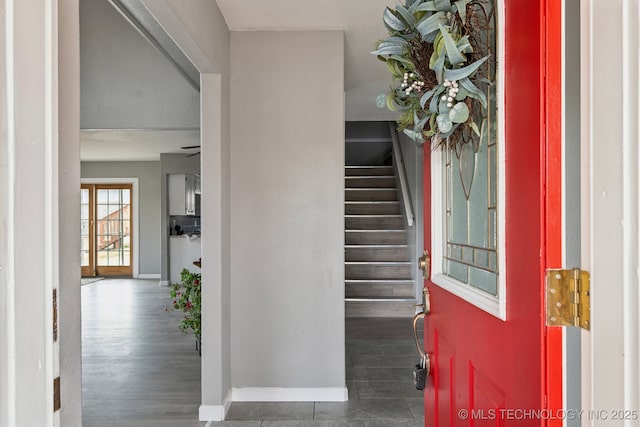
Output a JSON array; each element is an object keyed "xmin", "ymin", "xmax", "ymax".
[
  {"xmin": 81, "ymin": 178, "xmax": 140, "ymax": 278},
  {"xmin": 580, "ymin": 0, "xmax": 640, "ymax": 423}
]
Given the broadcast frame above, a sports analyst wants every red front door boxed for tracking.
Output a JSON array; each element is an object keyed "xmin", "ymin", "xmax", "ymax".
[{"xmin": 422, "ymin": 1, "xmax": 562, "ymax": 426}]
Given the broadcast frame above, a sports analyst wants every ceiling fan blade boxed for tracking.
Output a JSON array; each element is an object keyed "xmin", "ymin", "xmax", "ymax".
[
  {"xmin": 181, "ymin": 145, "xmax": 201, "ymax": 149},
  {"xmin": 186, "ymin": 152, "xmax": 201, "ymax": 158}
]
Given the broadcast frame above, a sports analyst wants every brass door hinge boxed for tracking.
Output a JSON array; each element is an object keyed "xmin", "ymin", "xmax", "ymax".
[
  {"xmin": 53, "ymin": 289, "xmax": 58, "ymax": 342},
  {"xmin": 546, "ymin": 268, "xmax": 590, "ymax": 330},
  {"xmin": 53, "ymin": 377, "xmax": 60, "ymax": 412}
]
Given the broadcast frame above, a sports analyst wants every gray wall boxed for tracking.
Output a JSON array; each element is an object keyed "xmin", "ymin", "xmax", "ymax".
[
  {"xmin": 80, "ymin": 0, "xmax": 199, "ymax": 129},
  {"xmin": 141, "ymin": 0, "xmax": 233, "ymax": 410},
  {"xmin": 230, "ymin": 31, "xmax": 345, "ymax": 390},
  {"xmin": 59, "ymin": 0, "xmax": 83, "ymax": 424},
  {"xmin": 81, "ymin": 161, "xmax": 162, "ymax": 275}
]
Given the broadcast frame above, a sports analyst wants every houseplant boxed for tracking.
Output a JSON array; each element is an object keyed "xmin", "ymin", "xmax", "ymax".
[
  {"xmin": 169, "ymin": 268, "xmax": 202, "ymax": 354},
  {"xmin": 372, "ymin": 0, "xmax": 495, "ymax": 150}
]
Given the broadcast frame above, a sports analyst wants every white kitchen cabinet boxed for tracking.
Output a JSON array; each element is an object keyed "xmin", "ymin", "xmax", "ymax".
[
  {"xmin": 169, "ymin": 235, "xmax": 201, "ymax": 284},
  {"xmin": 168, "ymin": 173, "xmax": 197, "ymax": 216}
]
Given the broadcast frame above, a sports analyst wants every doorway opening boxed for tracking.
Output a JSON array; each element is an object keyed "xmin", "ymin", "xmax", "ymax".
[{"xmin": 81, "ymin": 183, "xmax": 133, "ymax": 277}]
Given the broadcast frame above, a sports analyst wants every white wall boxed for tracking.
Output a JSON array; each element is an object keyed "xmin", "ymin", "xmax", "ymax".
[
  {"xmin": 0, "ymin": 0, "xmax": 61, "ymax": 424},
  {"xmin": 80, "ymin": 0, "xmax": 199, "ymax": 129},
  {"xmin": 230, "ymin": 31, "xmax": 346, "ymax": 396},
  {"xmin": 81, "ymin": 161, "xmax": 162, "ymax": 275}
]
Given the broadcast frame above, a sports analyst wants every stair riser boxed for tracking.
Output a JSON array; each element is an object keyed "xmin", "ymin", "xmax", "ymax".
[
  {"xmin": 346, "ymin": 264, "xmax": 412, "ymax": 280},
  {"xmin": 345, "ymin": 216, "xmax": 404, "ymax": 230},
  {"xmin": 345, "ymin": 301, "xmax": 415, "ymax": 317},
  {"xmin": 345, "ymin": 203, "xmax": 401, "ymax": 215},
  {"xmin": 345, "ymin": 282, "xmax": 415, "ymax": 298},
  {"xmin": 345, "ymin": 247, "xmax": 409, "ymax": 262},
  {"xmin": 345, "ymin": 231, "xmax": 406, "ymax": 245},
  {"xmin": 345, "ymin": 189, "xmax": 398, "ymax": 201},
  {"xmin": 345, "ymin": 177, "xmax": 396, "ymax": 188},
  {"xmin": 345, "ymin": 167, "xmax": 394, "ymax": 176}
]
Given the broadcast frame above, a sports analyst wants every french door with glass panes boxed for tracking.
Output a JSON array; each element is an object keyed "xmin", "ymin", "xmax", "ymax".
[{"xmin": 81, "ymin": 184, "xmax": 133, "ymax": 277}]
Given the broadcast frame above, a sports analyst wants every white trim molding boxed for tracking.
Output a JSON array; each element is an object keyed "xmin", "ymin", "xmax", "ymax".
[
  {"xmin": 137, "ymin": 273, "xmax": 160, "ymax": 279},
  {"xmin": 198, "ymin": 390, "xmax": 231, "ymax": 422},
  {"xmin": 231, "ymin": 387, "xmax": 349, "ymax": 403}
]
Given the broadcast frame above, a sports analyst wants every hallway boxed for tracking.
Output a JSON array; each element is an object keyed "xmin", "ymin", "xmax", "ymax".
[{"xmin": 82, "ymin": 279, "xmax": 423, "ymax": 426}]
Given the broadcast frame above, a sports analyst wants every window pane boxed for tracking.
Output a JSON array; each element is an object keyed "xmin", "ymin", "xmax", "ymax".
[
  {"xmin": 442, "ymin": 0, "xmax": 498, "ymax": 297},
  {"xmin": 97, "ymin": 189, "xmax": 108, "ymax": 204}
]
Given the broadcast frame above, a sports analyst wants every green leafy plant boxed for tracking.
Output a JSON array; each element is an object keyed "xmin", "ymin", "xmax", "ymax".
[
  {"xmin": 372, "ymin": 0, "xmax": 494, "ymax": 149},
  {"xmin": 169, "ymin": 269, "xmax": 201, "ymax": 342}
]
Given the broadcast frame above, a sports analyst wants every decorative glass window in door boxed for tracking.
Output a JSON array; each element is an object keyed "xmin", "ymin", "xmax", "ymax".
[{"xmin": 432, "ymin": 0, "xmax": 504, "ymax": 318}]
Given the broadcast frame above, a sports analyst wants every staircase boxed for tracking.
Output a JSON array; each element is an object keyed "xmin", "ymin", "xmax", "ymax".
[{"xmin": 345, "ymin": 165, "xmax": 416, "ymax": 317}]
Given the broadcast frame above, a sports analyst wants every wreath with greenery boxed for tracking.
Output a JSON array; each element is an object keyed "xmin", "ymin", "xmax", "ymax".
[{"xmin": 373, "ymin": 0, "xmax": 495, "ymax": 150}]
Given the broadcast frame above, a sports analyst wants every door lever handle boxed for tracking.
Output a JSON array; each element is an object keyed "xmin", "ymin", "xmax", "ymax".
[{"xmin": 412, "ymin": 311, "xmax": 430, "ymax": 375}]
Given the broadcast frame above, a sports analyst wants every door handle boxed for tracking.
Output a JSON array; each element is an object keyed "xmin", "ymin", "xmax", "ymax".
[
  {"xmin": 413, "ymin": 286, "xmax": 431, "ymax": 314},
  {"xmin": 413, "ymin": 310, "xmax": 430, "ymax": 375},
  {"xmin": 418, "ymin": 250, "xmax": 430, "ymax": 279}
]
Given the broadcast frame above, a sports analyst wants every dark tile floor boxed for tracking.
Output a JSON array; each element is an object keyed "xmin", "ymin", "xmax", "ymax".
[{"xmin": 82, "ymin": 279, "xmax": 424, "ymax": 427}]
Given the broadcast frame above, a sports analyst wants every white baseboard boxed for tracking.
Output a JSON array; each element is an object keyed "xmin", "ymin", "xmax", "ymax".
[
  {"xmin": 199, "ymin": 390, "xmax": 232, "ymax": 421},
  {"xmin": 158, "ymin": 280, "xmax": 170, "ymax": 287},
  {"xmin": 138, "ymin": 274, "xmax": 161, "ymax": 279},
  {"xmin": 231, "ymin": 387, "xmax": 349, "ymax": 402}
]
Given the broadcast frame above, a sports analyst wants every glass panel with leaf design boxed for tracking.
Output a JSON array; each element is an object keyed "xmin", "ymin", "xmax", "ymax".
[{"xmin": 442, "ymin": 0, "xmax": 498, "ymax": 296}]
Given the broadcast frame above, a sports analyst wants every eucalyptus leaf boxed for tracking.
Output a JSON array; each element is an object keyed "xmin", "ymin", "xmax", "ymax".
[
  {"xmin": 438, "ymin": 24, "xmax": 466, "ymax": 66},
  {"xmin": 415, "ymin": 1, "xmax": 437, "ymax": 12},
  {"xmin": 416, "ymin": 11, "xmax": 447, "ymax": 39},
  {"xmin": 395, "ymin": 5, "xmax": 417, "ymax": 26},
  {"xmin": 420, "ymin": 85, "xmax": 445, "ymax": 109},
  {"xmin": 383, "ymin": 8, "xmax": 408, "ymax": 31},
  {"xmin": 379, "ymin": 36, "xmax": 409, "ymax": 47},
  {"xmin": 389, "ymin": 54, "xmax": 416, "ymax": 70},
  {"xmin": 438, "ymin": 96, "xmax": 451, "ymax": 113},
  {"xmin": 449, "ymin": 102, "xmax": 469, "ymax": 123},
  {"xmin": 376, "ymin": 93, "xmax": 387, "ymax": 108},
  {"xmin": 459, "ymin": 77, "xmax": 488, "ymax": 108},
  {"xmin": 371, "ymin": 45, "xmax": 406, "ymax": 56},
  {"xmin": 403, "ymin": 128, "xmax": 425, "ymax": 143},
  {"xmin": 408, "ymin": 0, "xmax": 421, "ymax": 14},
  {"xmin": 431, "ymin": 48, "xmax": 446, "ymax": 83},
  {"xmin": 440, "ymin": 122, "xmax": 460, "ymax": 138},
  {"xmin": 444, "ymin": 55, "xmax": 490, "ymax": 81},
  {"xmin": 436, "ymin": 113, "xmax": 453, "ymax": 133},
  {"xmin": 386, "ymin": 93, "xmax": 398, "ymax": 111},
  {"xmin": 454, "ymin": 0, "xmax": 472, "ymax": 22},
  {"xmin": 429, "ymin": 88, "xmax": 441, "ymax": 113},
  {"xmin": 434, "ymin": 0, "xmax": 452, "ymax": 11},
  {"xmin": 414, "ymin": 111, "xmax": 429, "ymax": 132},
  {"xmin": 454, "ymin": 87, "xmax": 469, "ymax": 100},
  {"xmin": 456, "ymin": 35, "xmax": 472, "ymax": 53}
]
